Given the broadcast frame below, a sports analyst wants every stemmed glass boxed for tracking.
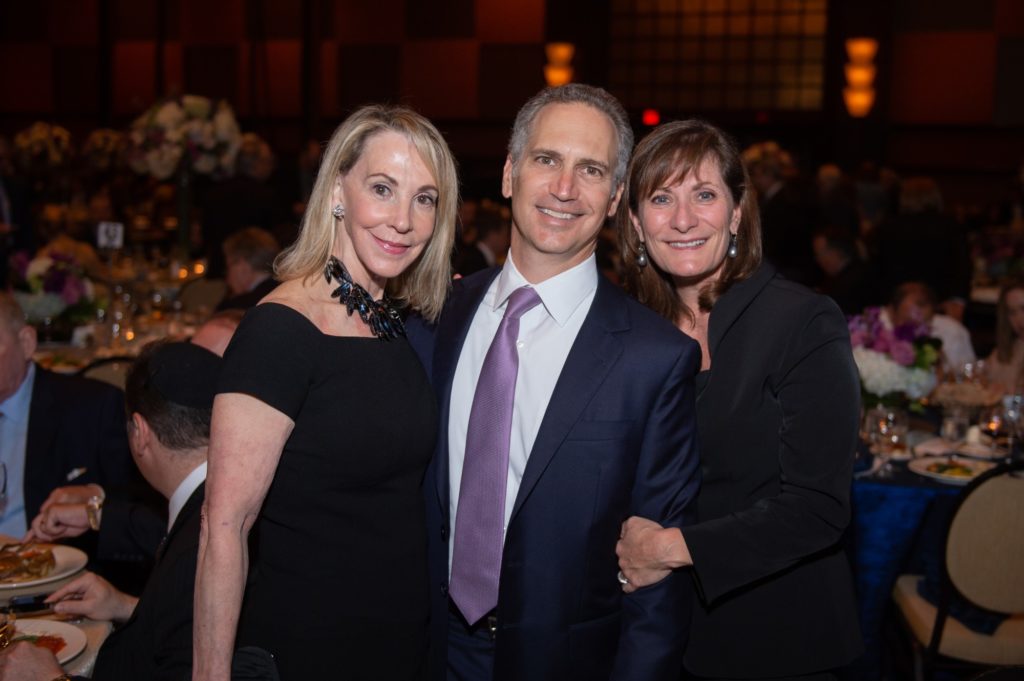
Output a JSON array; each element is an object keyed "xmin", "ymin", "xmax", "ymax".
[
  {"xmin": 863, "ymin": 406, "xmax": 908, "ymax": 478},
  {"xmin": 980, "ymin": 405, "xmax": 1006, "ymax": 457}
]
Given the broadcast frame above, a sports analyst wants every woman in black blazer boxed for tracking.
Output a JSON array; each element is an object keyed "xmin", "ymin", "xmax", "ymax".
[{"xmin": 615, "ymin": 120, "xmax": 863, "ymax": 680}]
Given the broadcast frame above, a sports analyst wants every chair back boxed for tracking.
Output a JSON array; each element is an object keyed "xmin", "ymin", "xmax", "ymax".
[
  {"xmin": 77, "ymin": 356, "xmax": 135, "ymax": 390},
  {"xmin": 945, "ymin": 462, "xmax": 1024, "ymax": 614},
  {"xmin": 177, "ymin": 278, "xmax": 227, "ymax": 315}
]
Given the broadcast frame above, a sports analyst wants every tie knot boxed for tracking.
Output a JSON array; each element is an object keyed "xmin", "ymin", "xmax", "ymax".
[{"xmin": 503, "ymin": 286, "xmax": 541, "ymax": 322}]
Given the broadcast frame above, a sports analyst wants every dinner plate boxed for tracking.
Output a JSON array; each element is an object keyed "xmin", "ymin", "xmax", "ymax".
[
  {"xmin": 908, "ymin": 456, "xmax": 996, "ymax": 486},
  {"xmin": 0, "ymin": 545, "xmax": 88, "ymax": 590},
  {"xmin": 12, "ymin": 618, "xmax": 87, "ymax": 664}
]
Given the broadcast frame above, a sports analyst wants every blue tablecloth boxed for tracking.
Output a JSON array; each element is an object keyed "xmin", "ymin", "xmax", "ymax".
[{"xmin": 848, "ymin": 461, "xmax": 960, "ymax": 680}]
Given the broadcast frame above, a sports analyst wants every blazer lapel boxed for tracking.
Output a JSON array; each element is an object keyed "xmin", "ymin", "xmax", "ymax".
[
  {"xmin": 432, "ymin": 270, "xmax": 500, "ymax": 518},
  {"xmin": 509, "ymin": 276, "xmax": 627, "ymax": 522},
  {"xmin": 24, "ymin": 366, "xmax": 57, "ymax": 520}
]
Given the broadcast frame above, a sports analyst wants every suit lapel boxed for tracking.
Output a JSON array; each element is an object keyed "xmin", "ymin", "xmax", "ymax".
[
  {"xmin": 509, "ymin": 276, "xmax": 628, "ymax": 522},
  {"xmin": 24, "ymin": 366, "xmax": 57, "ymax": 520},
  {"xmin": 433, "ymin": 270, "xmax": 500, "ymax": 519}
]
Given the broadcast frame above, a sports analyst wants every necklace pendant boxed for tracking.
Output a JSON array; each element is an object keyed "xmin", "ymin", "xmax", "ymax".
[{"xmin": 323, "ymin": 256, "xmax": 406, "ymax": 340}]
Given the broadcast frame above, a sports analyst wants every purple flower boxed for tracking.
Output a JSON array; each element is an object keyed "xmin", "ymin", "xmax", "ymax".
[
  {"xmin": 9, "ymin": 251, "xmax": 30, "ymax": 279},
  {"xmin": 60, "ymin": 274, "xmax": 84, "ymax": 305},
  {"xmin": 889, "ymin": 340, "xmax": 916, "ymax": 366}
]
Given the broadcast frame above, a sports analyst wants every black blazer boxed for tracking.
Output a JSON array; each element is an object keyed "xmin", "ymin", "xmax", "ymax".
[
  {"xmin": 92, "ymin": 483, "xmax": 203, "ymax": 681},
  {"xmin": 25, "ymin": 367, "xmax": 137, "ymax": 523},
  {"xmin": 409, "ymin": 267, "xmax": 702, "ymax": 681},
  {"xmin": 682, "ymin": 263, "xmax": 863, "ymax": 678}
]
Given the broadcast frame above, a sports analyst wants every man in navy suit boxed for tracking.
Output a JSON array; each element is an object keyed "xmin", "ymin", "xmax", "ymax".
[{"xmin": 408, "ymin": 84, "xmax": 701, "ymax": 681}]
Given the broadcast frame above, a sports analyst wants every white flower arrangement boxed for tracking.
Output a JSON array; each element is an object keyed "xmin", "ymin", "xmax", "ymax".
[
  {"xmin": 125, "ymin": 95, "xmax": 242, "ymax": 180},
  {"xmin": 852, "ymin": 346, "xmax": 937, "ymax": 400}
]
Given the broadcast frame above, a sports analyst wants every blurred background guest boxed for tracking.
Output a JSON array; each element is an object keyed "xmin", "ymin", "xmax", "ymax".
[
  {"xmin": 0, "ymin": 292, "xmax": 137, "ymax": 552},
  {"xmin": 0, "ymin": 341, "xmax": 221, "ymax": 681},
  {"xmin": 451, "ymin": 198, "xmax": 510, "ymax": 275},
  {"xmin": 216, "ymin": 227, "xmax": 280, "ymax": 311},
  {"xmin": 873, "ymin": 177, "xmax": 972, "ymax": 321},
  {"xmin": 815, "ymin": 163, "xmax": 860, "ymax": 238},
  {"xmin": 882, "ymin": 281, "xmax": 976, "ymax": 372},
  {"xmin": 813, "ymin": 225, "xmax": 877, "ymax": 315},
  {"xmin": 744, "ymin": 140, "xmax": 817, "ymax": 285},
  {"xmin": 986, "ymin": 276, "xmax": 1024, "ymax": 393}
]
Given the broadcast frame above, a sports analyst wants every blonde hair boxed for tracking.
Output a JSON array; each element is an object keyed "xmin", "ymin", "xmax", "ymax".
[{"xmin": 275, "ymin": 105, "xmax": 457, "ymax": 321}]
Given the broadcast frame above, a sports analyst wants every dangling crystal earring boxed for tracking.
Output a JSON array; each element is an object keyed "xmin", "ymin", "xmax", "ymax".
[
  {"xmin": 727, "ymin": 233, "xmax": 738, "ymax": 258},
  {"xmin": 332, "ymin": 204, "xmax": 345, "ymax": 219},
  {"xmin": 637, "ymin": 242, "xmax": 649, "ymax": 268}
]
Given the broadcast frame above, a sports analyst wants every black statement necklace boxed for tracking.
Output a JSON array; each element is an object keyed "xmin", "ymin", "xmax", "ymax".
[{"xmin": 323, "ymin": 256, "xmax": 405, "ymax": 340}]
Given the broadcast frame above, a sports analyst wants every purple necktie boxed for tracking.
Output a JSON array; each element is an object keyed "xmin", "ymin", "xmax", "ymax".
[{"xmin": 450, "ymin": 285, "xmax": 542, "ymax": 625}]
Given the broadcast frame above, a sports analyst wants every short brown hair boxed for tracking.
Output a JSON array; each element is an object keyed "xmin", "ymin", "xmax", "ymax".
[
  {"xmin": 995, "ymin": 277, "xmax": 1024, "ymax": 364},
  {"xmin": 0, "ymin": 292, "xmax": 26, "ymax": 333},
  {"xmin": 617, "ymin": 119, "xmax": 762, "ymax": 324}
]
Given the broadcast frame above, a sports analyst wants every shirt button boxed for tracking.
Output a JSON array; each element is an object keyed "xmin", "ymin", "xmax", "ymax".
[
  {"xmin": 440, "ymin": 525, "xmax": 448, "ymax": 542},
  {"xmin": 516, "ymin": 341, "xmax": 524, "ymax": 349}
]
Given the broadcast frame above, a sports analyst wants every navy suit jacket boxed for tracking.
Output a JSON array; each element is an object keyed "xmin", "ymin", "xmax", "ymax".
[
  {"xmin": 408, "ymin": 266, "xmax": 702, "ymax": 681},
  {"xmin": 93, "ymin": 484, "xmax": 203, "ymax": 681}
]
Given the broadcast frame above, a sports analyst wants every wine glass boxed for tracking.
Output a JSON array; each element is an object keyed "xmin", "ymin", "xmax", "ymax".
[
  {"xmin": 864, "ymin": 406, "xmax": 908, "ymax": 478},
  {"xmin": 979, "ymin": 405, "xmax": 1006, "ymax": 456},
  {"xmin": 940, "ymin": 405, "xmax": 969, "ymax": 446}
]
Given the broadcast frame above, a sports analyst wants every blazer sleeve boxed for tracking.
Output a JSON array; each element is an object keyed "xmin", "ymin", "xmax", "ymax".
[
  {"xmin": 684, "ymin": 299, "xmax": 860, "ymax": 604},
  {"xmin": 612, "ymin": 339, "xmax": 702, "ymax": 681}
]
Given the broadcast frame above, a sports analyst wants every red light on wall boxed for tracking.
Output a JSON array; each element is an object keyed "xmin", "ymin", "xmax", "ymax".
[{"xmin": 641, "ymin": 108, "xmax": 660, "ymax": 126}]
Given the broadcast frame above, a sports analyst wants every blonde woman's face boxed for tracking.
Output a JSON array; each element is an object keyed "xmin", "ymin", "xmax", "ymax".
[{"xmin": 332, "ymin": 131, "xmax": 438, "ymax": 294}]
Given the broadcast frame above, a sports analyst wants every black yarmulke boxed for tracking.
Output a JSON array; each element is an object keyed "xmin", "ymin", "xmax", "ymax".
[{"xmin": 148, "ymin": 342, "xmax": 222, "ymax": 409}]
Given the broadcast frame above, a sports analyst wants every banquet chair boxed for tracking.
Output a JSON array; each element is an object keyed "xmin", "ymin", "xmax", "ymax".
[
  {"xmin": 177, "ymin": 277, "xmax": 227, "ymax": 315},
  {"xmin": 76, "ymin": 356, "xmax": 135, "ymax": 390},
  {"xmin": 891, "ymin": 460, "xmax": 1024, "ymax": 680}
]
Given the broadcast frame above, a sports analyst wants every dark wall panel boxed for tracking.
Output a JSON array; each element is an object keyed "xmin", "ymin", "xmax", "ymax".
[
  {"xmin": 184, "ymin": 45, "xmax": 239, "ymax": 102},
  {"xmin": 332, "ymin": 0, "xmax": 405, "ymax": 44},
  {"xmin": 49, "ymin": 0, "xmax": 98, "ymax": 45},
  {"xmin": 994, "ymin": 38, "xmax": 1024, "ymax": 126},
  {"xmin": 406, "ymin": 0, "xmax": 473, "ymax": 39},
  {"xmin": 54, "ymin": 46, "xmax": 99, "ymax": 114},
  {"xmin": 337, "ymin": 44, "xmax": 401, "ymax": 112},
  {"xmin": 478, "ymin": 44, "xmax": 544, "ymax": 120},
  {"xmin": 0, "ymin": 45, "xmax": 52, "ymax": 112},
  {"xmin": 893, "ymin": 0, "xmax": 994, "ymax": 30},
  {"xmin": 0, "ymin": 4, "xmax": 46, "ymax": 41},
  {"xmin": 113, "ymin": 41, "xmax": 157, "ymax": 115}
]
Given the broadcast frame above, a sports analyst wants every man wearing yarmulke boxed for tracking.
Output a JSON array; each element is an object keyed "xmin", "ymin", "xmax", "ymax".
[{"xmin": 0, "ymin": 341, "xmax": 220, "ymax": 681}]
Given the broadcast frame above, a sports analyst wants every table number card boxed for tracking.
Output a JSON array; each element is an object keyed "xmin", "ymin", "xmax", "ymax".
[{"xmin": 97, "ymin": 221, "xmax": 124, "ymax": 249}]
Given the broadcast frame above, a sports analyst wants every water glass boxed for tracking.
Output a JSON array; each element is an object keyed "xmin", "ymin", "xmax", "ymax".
[
  {"xmin": 863, "ymin": 406, "xmax": 908, "ymax": 477},
  {"xmin": 940, "ymin": 406, "xmax": 969, "ymax": 445}
]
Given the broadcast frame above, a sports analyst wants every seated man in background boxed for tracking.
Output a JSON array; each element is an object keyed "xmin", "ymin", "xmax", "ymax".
[
  {"xmin": 0, "ymin": 292, "xmax": 137, "ymax": 555},
  {"xmin": 812, "ymin": 224, "xmax": 877, "ymax": 315},
  {"xmin": 883, "ymin": 281, "xmax": 976, "ymax": 371},
  {"xmin": 27, "ymin": 310, "xmax": 243, "ymax": 561},
  {"xmin": 0, "ymin": 341, "xmax": 221, "ymax": 681},
  {"xmin": 216, "ymin": 226, "xmax": 279, "ymax": 311}
]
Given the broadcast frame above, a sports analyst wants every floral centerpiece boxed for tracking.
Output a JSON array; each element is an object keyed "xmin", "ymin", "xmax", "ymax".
[
  {"xmin": 124, "ymin": 95, "xmax": 242, "ymax": 251},
  {"xmin": 8, "ymin": 251, "xmax": 95, "ymax": 329},
  {"xmin": 848, "ymin": 307, "xmax": 942, "ymax": 411},
  {"xmin": 81, "ymin": 128, "xmax": 125, "ymax": 174},
  {"xmin": 125, "ymin": 95, "xmax": 241, "ymax": 181},
  {"xmin": 13, "ymin": 122, "xmax": 72, "ymax": 176}
]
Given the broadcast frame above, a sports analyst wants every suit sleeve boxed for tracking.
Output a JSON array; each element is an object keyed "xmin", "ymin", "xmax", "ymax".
[
  {"xmin": 612, "ymin": 339, "xmax": 702, "ymax": 681},
  {"xmin": 684, "ymin": 300, "xmax": 860, "ymax": 604}
]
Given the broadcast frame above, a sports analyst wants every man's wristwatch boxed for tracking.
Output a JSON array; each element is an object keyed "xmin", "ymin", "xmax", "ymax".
[{"xmin": 86, "ymin": 495, "xmax": 104, "ymax": 531}]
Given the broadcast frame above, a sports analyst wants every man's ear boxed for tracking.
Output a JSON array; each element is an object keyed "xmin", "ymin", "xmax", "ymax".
[
  {"xmin": 129, "ymin": 412, "xmax": 153, "ymax": 458},
  {"xmin": 501, "ymin": 156, "xmax": 514, "ymax": 199},
  {"xmin": 17, "ymin": 325, "xmax": 36, "ymax": 359}
]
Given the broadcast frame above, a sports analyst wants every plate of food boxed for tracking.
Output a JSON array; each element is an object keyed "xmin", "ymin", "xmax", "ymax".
[
  {"xmin": 908, "ymin": 456, "xmax": 996, "ymax": 485},
  {"xmin": 12, "ymin": 618, "xmax": 87, "ymax": 664},
  {"xmin": 0, "ymin": 544, "xmax": 87, "ymax": 589}
]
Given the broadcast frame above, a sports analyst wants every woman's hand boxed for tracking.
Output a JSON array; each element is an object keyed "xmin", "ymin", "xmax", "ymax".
[{"xmin": 616, "ymin": 516, "xmax": 691, "ymax": 594}]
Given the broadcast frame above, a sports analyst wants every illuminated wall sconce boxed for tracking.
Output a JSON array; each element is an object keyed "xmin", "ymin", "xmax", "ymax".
[
  {"xmin": 843, "ymin": 37, "xmax": 878, "ymax": 118},
  {"xmin": 545, "ymin": 42, "xmax": 575, "ymax": 87}
]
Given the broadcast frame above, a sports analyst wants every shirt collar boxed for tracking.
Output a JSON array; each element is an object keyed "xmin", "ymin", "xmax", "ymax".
[
  {"xmin": 167, "ymin": 461, "xmax": 207, "ymax": 531},
  {"xmin": 493, "ymin": 253, "xmax": 598, "ymax": 327},
  {"xmin": 0, "ymin": 362, "xmax": 35, "ymax": 423}
]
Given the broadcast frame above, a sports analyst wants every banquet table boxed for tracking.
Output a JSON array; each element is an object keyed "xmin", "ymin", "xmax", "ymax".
[{"xmin": 848, "ymin": 453, "xmax": 966, "ymax": 680}]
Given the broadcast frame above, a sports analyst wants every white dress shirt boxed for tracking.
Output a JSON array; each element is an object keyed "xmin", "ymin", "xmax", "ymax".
[
  {"xmin": 167, "ymin": 461, "xmax": 207, "ymax": 531},
  {"xmin": 448, "ymin": 254, "xmax": 598, "ymax": 571}
]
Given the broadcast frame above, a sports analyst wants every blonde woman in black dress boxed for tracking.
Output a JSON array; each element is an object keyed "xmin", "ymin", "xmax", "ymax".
[{"xmin": 193, "ymin": 105, "xmax": 458, "ymax": 680}]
